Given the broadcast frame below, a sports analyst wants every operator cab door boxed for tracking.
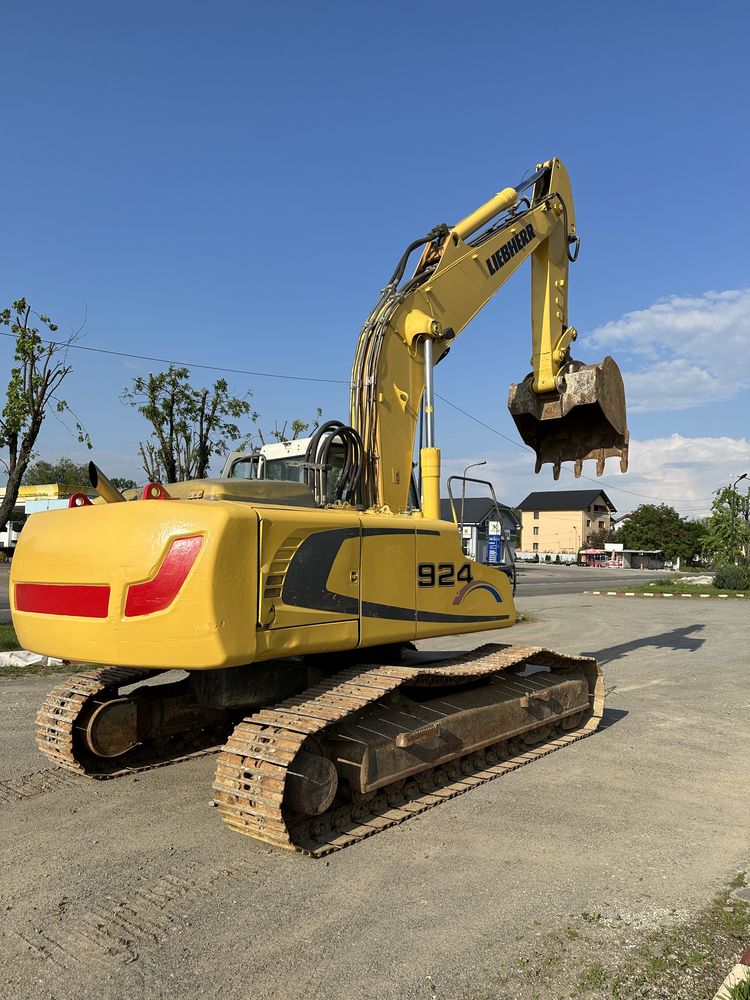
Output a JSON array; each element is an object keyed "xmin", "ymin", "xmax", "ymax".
[{"xmin": 359, "ymin": 517, "xmax": 416, "ymax": 647}]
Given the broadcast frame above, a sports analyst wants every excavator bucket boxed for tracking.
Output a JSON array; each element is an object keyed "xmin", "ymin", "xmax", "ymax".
[{"xmin": 508, "ymin": 355, "xmax": 629, "ymax": 479}]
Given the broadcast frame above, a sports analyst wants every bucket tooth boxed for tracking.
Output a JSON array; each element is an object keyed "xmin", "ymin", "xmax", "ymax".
[{"xmin": 508, "ymin": 355, "xmax": 629, "ymax": 477}]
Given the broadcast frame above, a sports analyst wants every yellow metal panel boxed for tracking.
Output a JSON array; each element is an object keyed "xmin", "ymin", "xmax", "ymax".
[
  {"xmin": 359, "ymin": 512, "xmax": 416, "ymax": 647},
  {"xmin": 257, "ymin": 506, "xmax": 360, "ymax": 630},
  {"xmin": 415, "ymin": 521, "xmax": 515, "ymax": 640},
  {"xmin": 0, "ymin": 483, "xmax": 91, "ymax": 500},
  {"xmin": 254, "ymin": 620, "xmax": 359, "ymax": 660}
]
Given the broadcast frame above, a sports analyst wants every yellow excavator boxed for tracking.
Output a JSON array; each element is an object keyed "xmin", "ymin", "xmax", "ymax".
[{"xmin": 11, "ymin": 158, "xmax": 628, "ymax": 856}]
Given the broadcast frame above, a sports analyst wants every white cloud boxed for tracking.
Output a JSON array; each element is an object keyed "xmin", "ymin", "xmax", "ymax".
[
  {"xmin": 586, "ymin": 288, "xmax": 750, "ymax": 412},
  {"xmin": 442, "ymin": 434, "xmax": 750, "ymax": 517},
  {"xmin": 616, "ymin": 434, "xmax": 750, "ymax": 513}
]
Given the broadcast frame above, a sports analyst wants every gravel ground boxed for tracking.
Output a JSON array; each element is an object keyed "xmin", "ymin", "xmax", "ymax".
[{"xmin": 0, "ymin": 593, "xmax": 748, "ymax": 1000}]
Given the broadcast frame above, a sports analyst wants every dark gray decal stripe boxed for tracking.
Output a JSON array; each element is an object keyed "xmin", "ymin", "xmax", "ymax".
[
  {"xmin": 282, "ymin": 526, "xmax": 422, "ymax": 615},
  {"xmin": 282, "ymin": 528, "xmax": 359, "ymax": 615},
  {"xmin": 361, "ymin": 527, "xmax": 439, "ymax": 537},
  {"xmin": 361, "ymin": 601, "xmax": 416, "ymax": 621},
  {"xmin": 417, "ymin": 611, "xmax": 510, "ymax": 624},
  {"xmin": 362, "ymin": 601, "xmax": 508, "ymax": 624},
  {"xmin": 282, "ymin": 525, "xmax": 498, "ymax": 623}
]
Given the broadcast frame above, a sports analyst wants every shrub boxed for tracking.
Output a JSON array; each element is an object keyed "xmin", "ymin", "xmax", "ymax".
[{"xmin": 714, "ymin": 564, "xmax": 750, "ymax": 590}]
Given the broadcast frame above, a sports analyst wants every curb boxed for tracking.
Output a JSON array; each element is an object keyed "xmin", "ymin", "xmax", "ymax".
[
  {"xmin": 0, "ymin": 650, "xmax": 65, "ymax": 669},
  {"xmin": 585, "ymin": 591, "xmax": 745, "ymax": 600}
]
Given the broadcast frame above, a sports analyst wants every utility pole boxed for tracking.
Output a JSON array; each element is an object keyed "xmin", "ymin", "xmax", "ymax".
[
  {"xmin": 460, "ymin": 460, "xmax": 486, "ymax": 557},
  {"xmin": 730, "ymin": 473, "xmax": 748, "ymax": 564}
]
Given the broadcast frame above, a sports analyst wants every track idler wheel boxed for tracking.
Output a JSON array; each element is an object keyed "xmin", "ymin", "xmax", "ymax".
[
  {"xmin": 80, "ymin": 697, "xmax": 151, "ymax": 758},
  {"xmin": 285, "ymin": 751, "xmax": 338, "ymax": 817}
]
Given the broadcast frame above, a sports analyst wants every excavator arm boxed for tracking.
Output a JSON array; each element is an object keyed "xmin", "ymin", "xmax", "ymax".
[{"xmin": 350, "ymin": 158, "xmax": 628, "ymax": 514}]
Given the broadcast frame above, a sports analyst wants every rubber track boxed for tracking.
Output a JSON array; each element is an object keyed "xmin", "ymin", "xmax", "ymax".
[
  {"xmin": 36, "ymin": 668, "xmax": 224, "ymax": 779},
  {"xmin": 213, "ymin": 643, "xmax": 605, "ymax": 856}
]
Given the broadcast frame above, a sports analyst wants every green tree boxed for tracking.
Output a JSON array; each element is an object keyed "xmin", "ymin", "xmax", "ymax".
[
  {"xmin": 0, "ymin": 299, "xmax": 90, "ymax": 532},
  {"xmin": 256, "ymin": 408, "xmax": 323, "ymax": 445},
  {"xmin": 588, "ymin": 526, "xmax": 617, "ymax": 549},
  {"xmin": 24, "ymin": 460, "xmax": 138, "ymax": 493},
  {"xmin": 617, "ymin": 503, "xmax": 700, "ymax": 564},
  {"xmin": 24, "ymin": 457, "xmax": 90, "ymax": 486},
  {"xmin": 702, "ymin": 487, "xmax": 750, "ymax": 564},
  {"xmin": 122, "ymin": 366, "xmax": 258, "ymax": 482},
  {"xmin": 110, "ymin": 476, "xmax": 138, "ymax": 492},
  {"xmin": 683, "ymin": 518, "xmax": 709, "ymax": 565}
]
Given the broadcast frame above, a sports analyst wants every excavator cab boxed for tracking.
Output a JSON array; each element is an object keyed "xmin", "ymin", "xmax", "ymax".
[{"xmin": 508, "ymin": 355, "xmax": 629, "ymax": 480}]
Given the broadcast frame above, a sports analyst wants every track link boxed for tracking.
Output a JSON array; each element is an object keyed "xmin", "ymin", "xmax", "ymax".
[
  {"xmin": 36, "ymin": 668, "xmax": 226, "ymax": 778},
  {"xmin": 213, "ymin": 643, "xmax": 605, "ymax": 856}
]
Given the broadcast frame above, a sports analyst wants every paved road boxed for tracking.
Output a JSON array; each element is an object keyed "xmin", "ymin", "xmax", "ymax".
[
  {"xmin": 1, "ymin": 592, "xmax": 747, "ymax": 1000},
  {"xmin": 515, "ymin": 562, "xmax": 673, "ymax": 596}
]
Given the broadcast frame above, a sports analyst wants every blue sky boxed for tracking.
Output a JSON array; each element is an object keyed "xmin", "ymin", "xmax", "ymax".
[{"xmin": 2, "ymin": 0, "xmax": 748, "ymax": 516}]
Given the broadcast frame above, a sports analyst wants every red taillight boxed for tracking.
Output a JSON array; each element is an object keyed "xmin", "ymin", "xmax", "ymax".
[
  {"xmin": 124, "ymin": 535, "xmax": 203, "ymax": 618},
  {"xmin": 15, "ymin": 583, "xmax": 110, "ymax": 618}
]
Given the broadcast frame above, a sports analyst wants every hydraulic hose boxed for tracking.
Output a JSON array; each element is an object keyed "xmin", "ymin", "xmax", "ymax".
[{"xmin": 304, "ymin": 421, "xmax": 364, "ymax": 507}]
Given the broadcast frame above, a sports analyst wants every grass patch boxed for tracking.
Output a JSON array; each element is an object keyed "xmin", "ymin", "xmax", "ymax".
[
  {"xmin": 0, "ymin": 622, "xmax": 20, "ymax": 651},
  {"xmin": 621, "ymin": 581, "xmax": 747, "ymax": 598},
  {"xmin": 607, "ymin": 882, "xmax": 750, "ymax": 996},
  {"xmin": 0, "ymin": 658, "xmax": 91, "ymax": 677},
  {"xmin": 466, "ymin": 872, "xmax": 750, "ymax": 999},
  {"xmin": 574, "ymin": 962, "xmax": 607, "ymax": 993},
  {"xmin": 720, "ymin": 973, "xmax": 750, "ymax": 999}
]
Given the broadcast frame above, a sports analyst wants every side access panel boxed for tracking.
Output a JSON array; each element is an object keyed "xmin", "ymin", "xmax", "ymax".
[
  {"xmin": 359, "ymin": 515, "xmax": 417, "ymax": 647},
  {"xmin": 255, "ymin": 506, "xmax": 361, "ymax": 661}
]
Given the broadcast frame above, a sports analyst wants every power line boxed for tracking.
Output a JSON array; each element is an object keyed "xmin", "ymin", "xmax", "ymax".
[
  {"xmin": 0, "ymin": 331, "xmax": 349, "ymax": 386},
  {"xmin": 436, "ymin": 392, "xmax": 523, "ymax": 450},
  {"xmin": 0, "ymin": 329, "xmax": 720, "ymax": 508},
  {"xmin": 436, "ymin": 392, "xmax": 717, "ymax": 507}
]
